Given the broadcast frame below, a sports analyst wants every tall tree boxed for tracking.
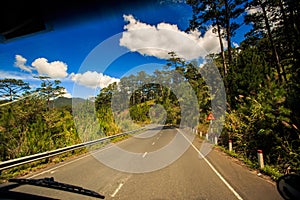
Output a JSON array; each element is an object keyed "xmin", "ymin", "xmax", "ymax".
[
  {"xmin": 34, "ymin": 76, "xmax": 65, "ymax": 109},
  {"xmin": 223, "ymin": 0, "xmax": 245, "ymax": 65},
  {"xmin": 187, "ymin": 0, "xmax": 228, "ymax": 77},
  {"xmin": 187, "ymin": 0, "xmax": 245, "ymax": 76},
  {"xmin": 0, "ymin": 79, "xmax": 30, "ymax": 102},
  {"xmin": 245, "ymin": 0, "xmax": 289, "ymax": 82}
]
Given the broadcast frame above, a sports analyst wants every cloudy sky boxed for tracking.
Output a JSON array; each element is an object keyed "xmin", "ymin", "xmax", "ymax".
[{"xmin": 0, "ymin": 1, "xmax": 248, "ymax": 99}]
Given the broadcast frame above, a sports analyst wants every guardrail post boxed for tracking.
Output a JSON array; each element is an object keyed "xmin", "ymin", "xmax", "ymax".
[
  {"xmin": 199, "ymin": 131, "xmax": 202, "ymax": 137},
  {"xmin": 206, "ymin": 133, "xmax": 209, "ymax": 140},
  {"xmin": 214, "ymin": 136, "xmax": 218, "ymax": 145},
  {"xmin": 257, "ymin": 150, "xmax": 264, "ymax": 169},
  {"xmin": 229, "ymin": 140, "xmax": 232, "ymax": 152}
]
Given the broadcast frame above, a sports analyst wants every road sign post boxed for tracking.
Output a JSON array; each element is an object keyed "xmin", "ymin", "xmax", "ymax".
[{"xmin": 206, "ymin": 112, "xmax": 215, "ymax": 143}]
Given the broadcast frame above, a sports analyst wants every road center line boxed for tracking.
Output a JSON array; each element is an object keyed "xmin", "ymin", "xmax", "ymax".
[
  {"xmin": 142, "ymin": 152, "xmax": 148, "ymax": 158},
  {"xmin": 111, "ymin": 183, "xmax": 124, "ymax": 197},
  {"xmin": 176, "ymin": 129, "xmax": 244, "ymax": 200}
]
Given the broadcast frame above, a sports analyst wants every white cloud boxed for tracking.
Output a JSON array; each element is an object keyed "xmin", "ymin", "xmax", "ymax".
[
  {"xmin": 70, "ymin": 71, "xmax": 120, "ymax": 89},
  {"xmin": 0, "ymin": 70, "xmax": 35, "ymax": 80},
  {"xmin": 245, "ymin": 6, "xmax": 262, "ymax": 15},
  {"xmin": 120, "ymin": 14, "xmax": 224, "ymax": 60},
  {"xmin": 14, "ymin": 55, "xmax": 33, "ymax": 72},
  {"xmin": 31, "ymin": 58, "xmax": 68, "ymax": 79},
  {"xmin": 11, "ymin": 55, "xmax": 119, "ymax": 91},
  {"xmin": 233, "ymin": 42, "xmax": 239, "ymax": 48},
  {"xmin": 13, "ymin": 55, "xmax": 69, "ymax": 79},
  {"xmin": 61, "ymin": 88, "xmax": 72, "ymax": 98}
]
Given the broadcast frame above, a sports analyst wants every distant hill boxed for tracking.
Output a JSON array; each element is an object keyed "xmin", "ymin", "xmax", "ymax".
[
  {"xmin": 0, "ymin": 97, "xmax": 88, "ymax": 109},
  {"xmin": 50, "ymin": 97, "xmax": 87, "ymax": 108}
]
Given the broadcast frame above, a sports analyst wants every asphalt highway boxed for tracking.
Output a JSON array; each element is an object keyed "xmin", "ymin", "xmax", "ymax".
[{"xmin": 10, "ymin": 127, "xmax": 283, "ymax": 200}]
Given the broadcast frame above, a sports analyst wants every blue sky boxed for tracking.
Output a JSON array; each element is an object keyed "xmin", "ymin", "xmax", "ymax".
[{"xmin": 0, "ymin": 1, "xmax": 250, "ymax": 99}]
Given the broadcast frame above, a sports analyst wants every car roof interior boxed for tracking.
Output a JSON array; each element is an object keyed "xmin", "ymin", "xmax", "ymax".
[{"xmin": 0, "ymin": 0, "xmax": 156, "ymax": 43}]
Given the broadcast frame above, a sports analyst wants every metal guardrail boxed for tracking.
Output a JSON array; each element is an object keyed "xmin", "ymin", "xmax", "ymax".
[{"xmin": 0, "ymin": 127, "xmax": 145, "ymax": 171}]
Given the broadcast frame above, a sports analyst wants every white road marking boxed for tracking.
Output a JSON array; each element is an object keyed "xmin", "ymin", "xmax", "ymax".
[
  {"xmin": 28, "ymin": 154, "xmax": 90, "ymax": 178},
  {"xmin": 156, "ymin": 137, "xmax": 160, "ymax": 140},
  {"xmin": 152, "ymin": 142, "xmax": 155, "ymax": 145},
  {"xmin": 176, "ymin": 129, "xmax": 244, "ymax": 200},
  {"xmin": 50, "ymin": 170, "xmax": 56, "ymax": 174},
  {"xmin": 142, "ymin": 152, "xmax": 148, "ymax": 158},
  {"xmin": 111, "ymin": 183, "xmax": 124, "ymax": 197}
]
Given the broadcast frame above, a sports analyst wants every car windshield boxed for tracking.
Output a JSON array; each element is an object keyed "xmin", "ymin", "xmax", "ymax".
[{"xmin": 0, "ymin": 0, "xmax": 299, "ymax": 200}]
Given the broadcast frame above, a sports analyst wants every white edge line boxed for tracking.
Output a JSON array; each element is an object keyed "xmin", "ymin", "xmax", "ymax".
[
  {"xmin": 142, "ymin": 152, "xmax": 148, "ymax": 158},
  {"xmin": 176, "ymin": 129, "xmax": 244, "ymax": 200},
  {"xmin": 111, "ymin": 183, "xmax": 124, "ymax": 197},
  {"xmin": 27, "ymin": 141, "xmax": 125, "ymax": 178}
]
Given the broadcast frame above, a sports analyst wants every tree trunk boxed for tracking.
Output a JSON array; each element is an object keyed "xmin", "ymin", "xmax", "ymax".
[
  {"xmin": 9, "ymin": 88, "xmax": 13, "ymax": 102},
  {"xmin": 260, "ymin": 0, "xmax": 284, "ymax": 82},
  {"xmin": 224, "ymin": 0, "xmax": 232, "ymax": 66},
  {"xmin": 277, "ymin": 0, "xmax": 289, "ymax": 81},
  {"xmin": 216, "ymin": 19, "xmax": 227, "ymax": 77}
]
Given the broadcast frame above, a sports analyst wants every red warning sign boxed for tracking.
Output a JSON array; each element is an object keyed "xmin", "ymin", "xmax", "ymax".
[{"xmin": 206, "ymin": 113, "xmax": 215, "ymax": 120}]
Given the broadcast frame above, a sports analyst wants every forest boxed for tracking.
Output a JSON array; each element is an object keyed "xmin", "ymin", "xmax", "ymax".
[{"xmin": 0, "ymin": 0, "xmax": 299, "ymax": 178}]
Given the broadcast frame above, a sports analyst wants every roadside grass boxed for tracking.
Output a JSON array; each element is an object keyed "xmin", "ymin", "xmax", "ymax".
[
  {"xmin": 214, "ymin": 145, "xmax": 283, "ymax": 181},
  {"xmin": 0, "ymin": 149, "xmax": 87, "ymax": 183},
  {"xmin": 260, "ymin": 165, "xmax": 283, "ymax": 181},
  {"xmin": 0, "ymin": 127, "xmax": 148, "ymax": 183}
]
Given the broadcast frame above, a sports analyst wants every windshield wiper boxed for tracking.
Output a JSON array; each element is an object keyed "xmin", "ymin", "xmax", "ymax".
[{"xmin": 8, "ymin": 177, "xmax": 105, "ymax": 199}]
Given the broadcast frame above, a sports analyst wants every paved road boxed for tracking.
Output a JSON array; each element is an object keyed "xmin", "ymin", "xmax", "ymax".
[{"xmin": 9, "ymin": 127, "xmax": 283, "ymax": 200}]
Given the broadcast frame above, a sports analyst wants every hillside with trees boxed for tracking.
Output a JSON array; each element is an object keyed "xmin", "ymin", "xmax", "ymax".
[{"xmin": 186, "ymin": 0, "xmax": 300, "ymax": 174}]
